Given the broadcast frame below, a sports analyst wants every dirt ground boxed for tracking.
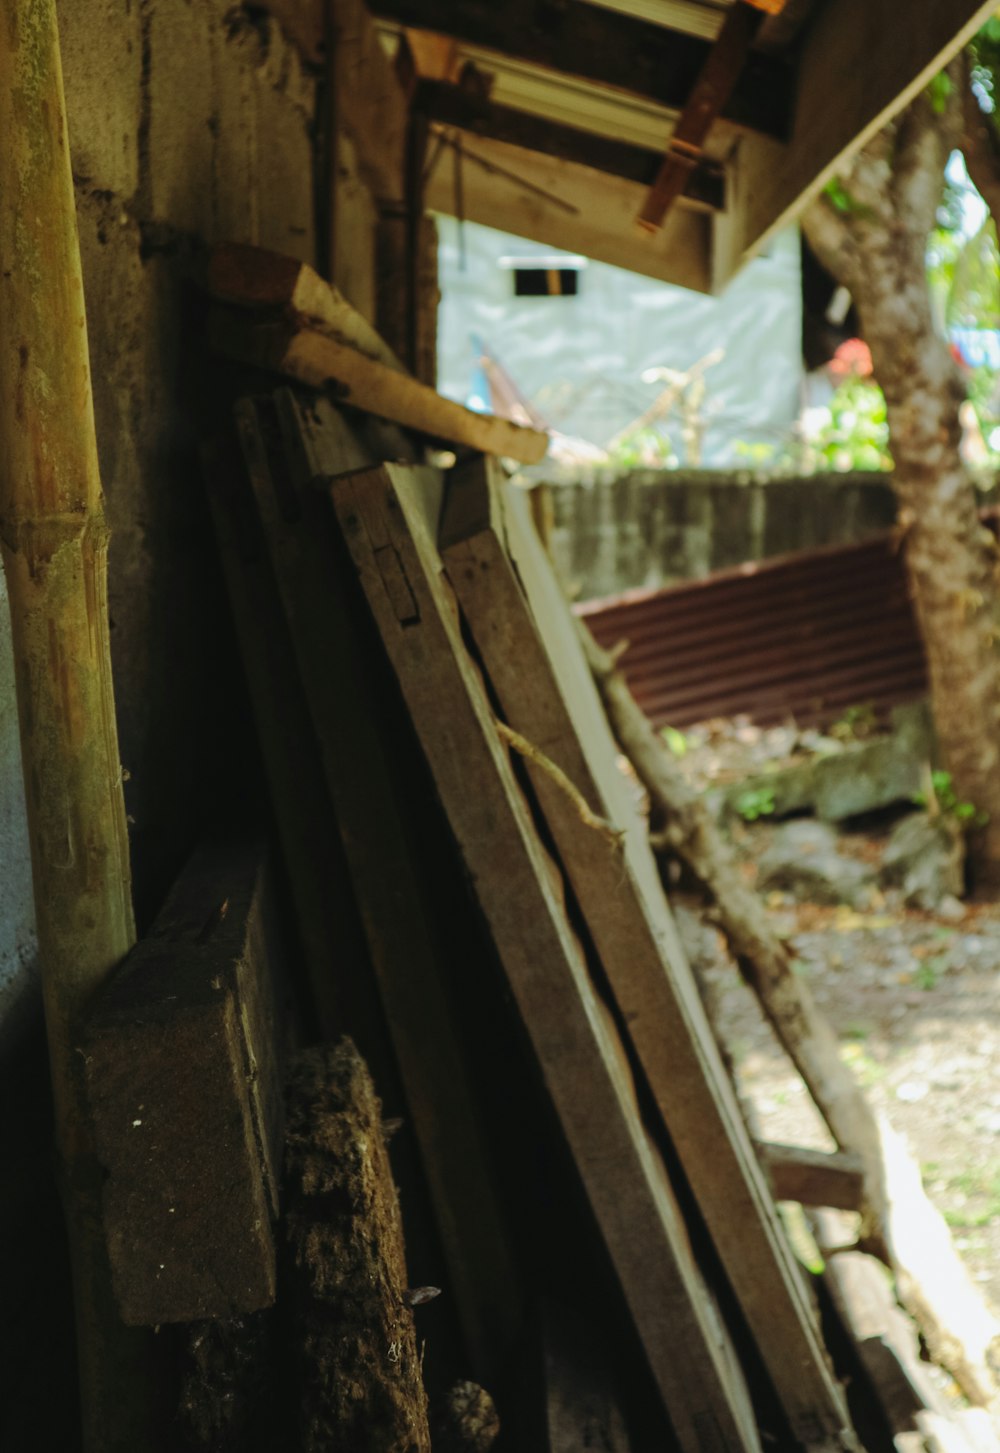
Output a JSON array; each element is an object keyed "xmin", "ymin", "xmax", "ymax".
[{"xmin": 672, "ymin": 718, "xmax": 1000, "ymax": 1309}]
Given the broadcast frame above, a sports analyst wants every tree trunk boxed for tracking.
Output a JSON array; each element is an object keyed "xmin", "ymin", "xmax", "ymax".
[{"xmin": 803, "ymin": 80, "xmax": 1000, "ymax": 880}]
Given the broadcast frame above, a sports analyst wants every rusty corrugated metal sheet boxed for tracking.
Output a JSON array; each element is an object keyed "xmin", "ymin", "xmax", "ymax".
[{"xmin": 577, "ymin": 532, "xmax": 929, "ymax": 729}]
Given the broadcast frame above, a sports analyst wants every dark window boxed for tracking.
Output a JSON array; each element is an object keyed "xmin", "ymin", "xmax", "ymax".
[{"xmin": 513, "ymin": 267, "xmax": 580, "ymax": 297}]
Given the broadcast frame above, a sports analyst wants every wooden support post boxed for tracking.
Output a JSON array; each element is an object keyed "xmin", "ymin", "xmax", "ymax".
[{"xmin": 0, "ymin": 4, "xmax": 155, "ymax": 1447}]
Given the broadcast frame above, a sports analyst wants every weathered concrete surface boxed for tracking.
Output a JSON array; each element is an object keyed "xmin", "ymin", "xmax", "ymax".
[{"xmin": 547, "ymin": 469, "xmax": 901, "ymax": 601}]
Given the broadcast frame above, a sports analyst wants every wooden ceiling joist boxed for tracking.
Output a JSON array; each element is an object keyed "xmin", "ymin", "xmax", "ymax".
[
  {"xmin": 371, "ymin": 0, "xmax": 792, "ymax": 138},
  {"xmin": 414, "ymin": 78, "xmax": 725, "ymax": 210},
  {"xmin": 638, "ymin": 0, "xmax": 771, "ymax": 231}
]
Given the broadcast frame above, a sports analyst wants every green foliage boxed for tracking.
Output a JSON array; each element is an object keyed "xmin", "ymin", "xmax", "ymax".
[
  {"xmin": 660, "ymin": 724, "xmax": 689, "ymax": 756},
  {"xmin": 823, "ymin": 178, "xmax": 869, "ymax": 217},
  {"xmin": 605, "ymin": 426, "xmax": 676, "ymax": 471},
  {"xmin": 830, "ymin": 703, "xmax": 878, "ymax": 742},
  {"xmin": 915, "ymin": 953, "xmax": 949, "ymax": 990},
  {"xmin": 913, "ymin": 768, "xmax": 989, "ymax": 827},
  {"xmin": 928, "ymin": 71, "xmax": 954, "ymax": 115},
  {"xmin": 806, "ymin": 376, "xmax": 893, "ymax": 473},
  {"xmin": 734, "ymin": 784, "xmax": 776, "ymax": 821}
]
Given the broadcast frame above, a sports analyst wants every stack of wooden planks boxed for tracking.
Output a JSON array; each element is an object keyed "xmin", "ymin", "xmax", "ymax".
[{"xmin": 197, "ymin": 246, "xmax": 997, "ymax": 1452}]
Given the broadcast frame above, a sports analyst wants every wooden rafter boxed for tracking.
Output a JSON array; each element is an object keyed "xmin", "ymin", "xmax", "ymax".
[
  {"xmin": 371, "ymin": 0, "xmax": 792, "ymax": 138},
  {"xmin": 414, "ymin": 78, "xmax": 725, "ymax": 209},
  {"xmin": 638, "ymin": 0, "xmax": 772, "ymax": 232}
]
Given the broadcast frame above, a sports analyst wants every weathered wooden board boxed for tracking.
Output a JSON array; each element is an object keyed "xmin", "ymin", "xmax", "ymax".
[
  {"xmin": 440, "ymin": 458, "xmax": 853, "ymax": 1451},
  {"xmin": 541, "ymin": 1302, "xmax": 633, "ymax": 1453},
  {"xmin": 203, "ymin": 432, "xmax": 370, "ymax": 1039},
  {"xmin": 84, "ymin": 840, "xmax": 284, "ymax": 1325},
  {"xmin": 233, "ymin": 393, "xmax": 521, "ymax": 1383},
  {"xmin": 207, "ymin": 243, "xmax": 406, "ymax": 374},
  {"xmin": 761, "ymin": 1142, "xmax": 864, "ymax": 1212},
  {"xmin": 209, "ymin": 307, "xmax": 548, "ymax": 463},
  {"xmin": 329, "ymin": 459, "xmax": 763, "ymax": 1453}
]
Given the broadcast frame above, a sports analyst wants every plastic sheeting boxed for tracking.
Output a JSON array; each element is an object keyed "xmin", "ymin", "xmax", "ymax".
[{"xmin": 435, "ymin": 215, "xmax": 804, "ymax": 467}]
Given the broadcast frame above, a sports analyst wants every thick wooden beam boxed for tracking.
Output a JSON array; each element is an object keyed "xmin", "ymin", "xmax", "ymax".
[
  {"xmin": 424, "ymin": 132, "xmax": 713, "ymax": 293},
  {"xmin": 208, "ymin": 308, "xmax": 548, "ymax": 462},
  {"xmin": 714, "ymin": 0, "xmax": 999, "ymax": 284},
  {"xmin": 413, "ymin": 79, "xmax": 725, "ymax": 209},
  {"xmin": 638, "ymin": 0, "xmax": 762, "ymax": 231},
  {"xmin": 84, "ymin": 841, "xmax": 284, "ymax": 1326},
  {"xmin": 371, "ymin": 0, "xmax": 791, "ymax": 138},
  {"xmin": 759, "ymin": 1141, "xmax": 864, "ymax": 1212}
]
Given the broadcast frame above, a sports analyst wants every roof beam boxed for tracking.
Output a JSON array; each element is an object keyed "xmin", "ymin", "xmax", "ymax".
[
  {"xmin": 371, "ymin": 0, "xmax": 792, "ymax": 138},
  {"xmin": 713, "ymin": 0, "xmax": 1000, "ymax": 286},
  {"xmin": 424, "ymin": 131, "xmax": 713, "ymax": 293},
  {"xmin": 414, "ymin": 78, "xmax": 725, "ymax": 209}
]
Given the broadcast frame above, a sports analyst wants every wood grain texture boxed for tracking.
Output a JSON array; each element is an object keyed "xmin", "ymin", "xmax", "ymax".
[
  {"xmin": 209, "ymin": 308, "xmax": 548, "ymax": 462},
  {"xmin": 439, "ymin": 458, "xmax": 854, "ymax": 1452},
  {"xmin": 330, "ymin": 459, "xmax": 763, "ymax": 1453},
  {"xmin": 234, "ymin": 394, "xmax": 521, "ymax": 1382}
]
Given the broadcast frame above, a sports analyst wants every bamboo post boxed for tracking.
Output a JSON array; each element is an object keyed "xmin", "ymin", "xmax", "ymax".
[{"xmin": 0, "ymin": 4, "xmax": 155, "ymax": 1447}]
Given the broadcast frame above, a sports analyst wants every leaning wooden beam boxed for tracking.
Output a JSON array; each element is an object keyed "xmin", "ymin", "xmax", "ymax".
[
  {"xmin": 331, "ymin": 462, "xmax": 764, "ymax": 1453},
  {"xmin": 0, "ymin": 4, "xmax": 153, "ymax": 1447},
  {"xmin": 234, "ymin": 392, "xmax": 522, "ymax": 1383},
  {"xmin": 84, "ymin": 840, "xmax": 284, "ymax": 1325},
  {"xmin": 284, "ymin": 1040, "xmax": 432, "ymax": 1453},
  {"xmin": 207, "ymin": 242, "xmax": 407, "ymax": 374},
  {"xmin": 582, "ymin": 623, "xmax": 1000, "ymax": 1413},
  {"xmin": 440, "ymin": 459, "xmax": 854, "ymax": 1452},
  {"xmin": 208, "ymin": 308, "xmax": 548, "ymax": 463}
]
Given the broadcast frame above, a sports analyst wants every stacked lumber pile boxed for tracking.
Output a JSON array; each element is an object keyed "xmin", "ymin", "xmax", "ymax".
[{"xmin": 81, "ymin": 244, "xmax": 1000, "ymax": 1449}]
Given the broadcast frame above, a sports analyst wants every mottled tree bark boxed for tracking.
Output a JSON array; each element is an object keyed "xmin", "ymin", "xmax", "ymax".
[{"xmin": 803, "ymin": 76, "xmax": 1000, "ymax": 880}]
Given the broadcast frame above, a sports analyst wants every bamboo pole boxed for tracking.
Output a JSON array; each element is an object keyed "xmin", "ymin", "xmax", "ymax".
[{"xmin": 0, "ymin": 4, "xmax": 155, "ymax": 1447}]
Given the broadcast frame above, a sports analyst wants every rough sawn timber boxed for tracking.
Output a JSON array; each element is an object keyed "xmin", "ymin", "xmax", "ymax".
[
  {"xmin": 234, "ymin": 393, "xmax": 521, "ymax": 1383},
  {"xmin": 440, "ymin": 458, "xmax": 854, "ymax": 1453},
  {"xmin": 84, "ymin": 840, "xmax": 284, "ymax": 1325},
  {"xmin": 330, "ymin": 460, "xmax": 763, "ymax": 1453},
  {"xmin": 209, "ymin": 307, "xmax": 548, "ymax": 463}
]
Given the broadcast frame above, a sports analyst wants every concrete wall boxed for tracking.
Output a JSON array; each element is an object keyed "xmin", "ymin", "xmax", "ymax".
[{"xmin": 546, "ymin": 470, "xmax": 901, "ymax": 601}]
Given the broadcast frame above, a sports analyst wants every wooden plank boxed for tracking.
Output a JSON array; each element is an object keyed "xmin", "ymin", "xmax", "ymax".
[
  {"xmin": 638, "ymin": 1, "xmax": 763, "ymax": 232},
  {"xmin": 541, "ymin": 1301, "xmax": 633, "ymax": 1453},
  {"xmin": 439, "ymin": 458, "xmax": 854, "ymax": 1452},
  {"xmin": 329, "ymin": 459, "xmax": 763, "ymax": 1453},
  {"xmin": 714, "ymin": 0, "xmax": 998, "ymax": 284},
  {"xmin": 202, "ymin": 432, "xmax": 370, "ymax": 1040},
  {"xmin": 206, "ymin": 243, "xmax": 406, "ymax": 373},
  {"xmin": 84, "ymin": 840, "xmax": 284, "ymax": 1326},
  {"xmin": 370, "ymin": 0, "xmax": 791, "ymax": 137},
  {"xmin": 424, "ymin": 131, "xmax": 713, "ymax": 293},
  {"xmin": 760, "ymin": 1142, "xmax": 864, "ymax": 1213},
  {"xmin": 233, "ymin": 393, "xmax": 521, "ymax": 1383},
  {"xmin": 412, "ymin": 79, "xmax": 725, "ymax": 208},
  {"xmin": 209, "ymin": 308, "xmax": 548, "ymax": 463}
]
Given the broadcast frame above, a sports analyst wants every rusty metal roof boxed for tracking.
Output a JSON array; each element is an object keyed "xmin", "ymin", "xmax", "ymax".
[{"xmin": 577, "ymin": 532, "xmax": 929, "ymax": 730}]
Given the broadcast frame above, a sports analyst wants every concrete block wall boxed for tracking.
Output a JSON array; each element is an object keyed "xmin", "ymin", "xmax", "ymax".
[{"xmin": 546, "ymin": 469, "xmax": 903, "ymax": 602}]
